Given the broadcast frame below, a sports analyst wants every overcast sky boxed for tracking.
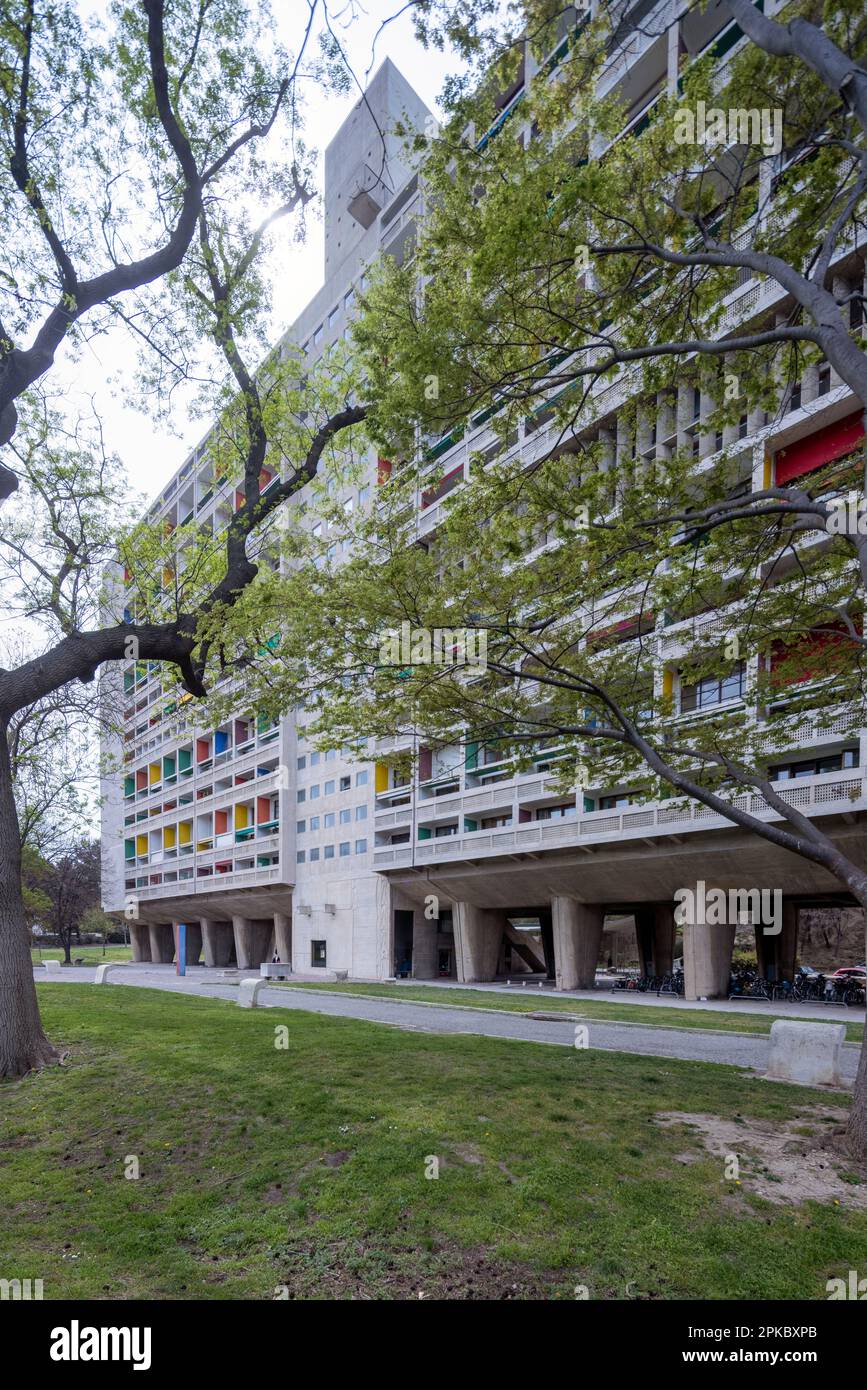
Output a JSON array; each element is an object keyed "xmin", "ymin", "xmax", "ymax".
[{"xmin": 66, "ymin": 1, "xmax": 461, "ymax": 513}]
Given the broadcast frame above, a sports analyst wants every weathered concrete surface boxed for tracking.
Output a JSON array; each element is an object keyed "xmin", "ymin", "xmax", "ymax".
[
  {"xmin": 129, "ymin": 923, "xmax": 152, "ymax": 963},
  {"xmin": 147, "ymin": 923, "xmax": 175, "ymax": 964},
  {"xmin": 551, "ymin": 899, "xmax": 603, "ymax": 991},
  {"xmin": 766, "ymin": 1019, "xmax": 847, "ymax": 1087},
  {"xmin": 94, "ymin": 963, "xmax": 127, "ymax": 984},
  {"xmin": 238, "ymin": 978, "xmax": 267, "ymax": 1008},
  {"xmin": 683, "ymin": 916, "xmax": 735, "ymax": 1001},
  {"xmin": 201, "ymin": 919, "xmax": 233, "ymax": 967},
  {"xmin": 453, "ymin": 903, "xmax": 502, "ymax": 982}
]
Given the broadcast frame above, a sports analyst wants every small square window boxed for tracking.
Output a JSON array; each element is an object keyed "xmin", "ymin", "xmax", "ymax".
[
  {"xmin": 355, "ymin": 839, "xmax": 367, "ymax": 854},
  {"xmin": 324, "ymin": 844, "xmax": 335, "ymax": 860},
  {"xmin": 297, "ymin": 755, "xmax": 306, "ymax": 769},
  {"xmin": 296, "ymin": 789, "xmax": 306, "ymax": 804},
  {"xmin": 309, "ymin": 846, "xmax": 320, "ymax": 861},
  {"xmin": 309, "ymin": 815, "xmax": 320, "ymax": 831},
  {"xmin": 310, "ymin": 751, "xmax": 320, "ymax": 766},
  {"xmin": 356, "ymin": 770, "xmax": 368, "ymax": 786},
  {"xmin": 339, "ymin": 808, "xmax": 351, "ymax": 824},
  {"xmin": 311, "ymin": 940, "xmax": 327, "ymax": 966},
  {"xmin": 325, "ymin": 779, "xmax": 335, "ymax": 795},
  {"xmin": 296, "ymin": 850, "xmax": 306, "ymax": 864},
  {"xmin": 326, "ymin": 749, "xmax": 337, "ymax": 762},
  {"xmin": 310, "ymin": 784, "xmax": 320, "ymax": 799},
  {"xmin": 355, "ymin": 805, "xmax": 367, "ymax": 821},
  {"xmin": 340, "ymin": 775, "xmax": 351, "ymax": 790},
  {"xmin": 296, "ymin": 819, "xmax": 306, "ymax": 833},
  {"xmin": 339, "ymin": 841, "xmax": 351, "ymax": 857},
  {"xmin": 324, "ymin": 812, "xmax": 335, "ymax": 828}
]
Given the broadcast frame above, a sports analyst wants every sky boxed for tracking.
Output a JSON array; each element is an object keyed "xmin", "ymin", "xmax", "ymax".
[{"xmin": 65, "ymin": 0, "xmax": 463, "ymax": 512}]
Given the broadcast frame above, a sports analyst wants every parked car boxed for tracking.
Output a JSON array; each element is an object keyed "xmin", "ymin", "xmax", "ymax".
[{"xmin": 830, "ymin": 966, "xmax": 867, "ymax": 982}]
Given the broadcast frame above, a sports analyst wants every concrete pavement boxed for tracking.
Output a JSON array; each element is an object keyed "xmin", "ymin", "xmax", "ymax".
[{"xmin": 35, "ymin": 963, "xmax": 862, "ymax": 1084}]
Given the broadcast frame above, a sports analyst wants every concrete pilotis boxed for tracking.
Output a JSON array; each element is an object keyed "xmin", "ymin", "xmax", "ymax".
[
  {"xmin": 173, "ymin": 921, "xmax": 202, "ymax": 965},
  {"xmin": 147, "ymin": 922, "xmax": 175, "ymax": 964},
  {"xmin": 683, "ymin": 915, "xmax": 735, "ymax": 1000},
  {"xmin": 755, "ymin": 899, "xmax": 798, "ymax": 984},
  {"xmin": 273, "ymin": 912, "xmax": 292, "ymax": 965},
  {"xmin": 232, "ymin": 916, "xmax": 271, "ymax": 969},
  {"xmin": 129, "ymin": 923, "xmax": 152, "ymax": 962},
  {"xmin": 536, "ymin": 908, "xmax": 556, "ymax": 980},
  {"xmin": 453, "ymin": 903, "xmax": 503, "ymax": 982},
  {"xmin": 412, "ymin": 909, "xmax": 438, "ymax": 979},
  {"xmin": 635, "ymin": 904, "xmax": 675, "ymax": 976},
  {"xmin": 201, "ymin": 919, "xmax": 233, "ymax": 966},
  {"xmin": 551, "ymin": 898, "xmax": 603, "ymax": 990}
]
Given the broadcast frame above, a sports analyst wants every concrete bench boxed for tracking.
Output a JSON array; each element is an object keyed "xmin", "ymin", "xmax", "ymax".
[
  {"xmin": 42, "ymin": 959, "xmax": 63, "ymax": 972},
  {"xmin": 260, "ymin": 962, "xmax": 292, "ymax": 980},
  {"xmin": 94, "ymin": 963, "xmax": 127, "ymax": 985},
  {"xmin": 238, "ymin": 978, "xmax": 268, "ymax": 1008},
  {"xmin": 766, "ymin": 1019, "xmax": 846, "ymax": 1087}
]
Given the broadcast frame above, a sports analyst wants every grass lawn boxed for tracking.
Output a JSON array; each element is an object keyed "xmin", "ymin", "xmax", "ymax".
[
  {"xmin": 31, "ymin": 945, "xmax": 133, "ymax": 964},
  {"xmin": 2, "ymin": 983, "xmax": 866, "ymax": 1300},
  {"xmin": 282, "ymin": 981, "xmax": 866, "ymax": 1044}
]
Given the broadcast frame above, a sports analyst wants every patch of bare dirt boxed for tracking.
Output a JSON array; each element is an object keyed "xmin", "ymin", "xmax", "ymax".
[{"xmin": 655, "ymin": 1108, "xmax": 867, "ymax": 1207}]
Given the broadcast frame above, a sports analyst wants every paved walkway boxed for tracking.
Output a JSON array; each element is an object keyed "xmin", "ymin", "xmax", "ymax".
[{"xmin": 35, "ymin": 964, "xmax": 862, "ymax": 1083}]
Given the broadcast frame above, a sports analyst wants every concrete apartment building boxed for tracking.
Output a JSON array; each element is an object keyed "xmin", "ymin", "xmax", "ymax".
[{"xmin": 102, "ymin": 3, "xmax": 867, "ymax": 999}]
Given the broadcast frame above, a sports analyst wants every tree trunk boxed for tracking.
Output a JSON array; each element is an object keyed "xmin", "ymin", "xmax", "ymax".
[
  {"xmin": 0, "ymin": 723, "xmax": 61, "ymax": 1078},
  {"xmin": 845, "ymin": 902, "xmax": 867, "ymax": 1159}
]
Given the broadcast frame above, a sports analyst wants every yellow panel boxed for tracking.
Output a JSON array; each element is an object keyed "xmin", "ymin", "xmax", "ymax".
[
  {"xmin": 163, "ymin": 825, "xmax": 177, "ymax": 849},
  {"xmin": 149, "ymin": 762, "xmax": 160, "ymax": 784},
  {"xmin": 178, "ymin": 821, "xmax": 192, "ymax": 844},
  {"xmin": 762, "ymin": 449, "xmax": 772, "ymax": 488},
  {"xmin": 136, "ymin": 834, "xmax": 148, "ymax": 855},
  {"xmin": 662, "ymin": 668, "xmax": 674, "ymax": 700},
  {"xmin": 375, "ymin": 761, "xmax": 389, "ymax": 793},
  {"xmin": 235, "ymin": 803, "xmax": 249, "ymax": 828}
]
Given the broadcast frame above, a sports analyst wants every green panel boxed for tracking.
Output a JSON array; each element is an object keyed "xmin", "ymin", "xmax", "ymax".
[
  {"xmin": 177, "ymin": 748, "xmax": 192, "ymax": 770},
  {"xmin": 464, "ymin": 818, "xmax": 478, "ymax": 832},
  {"xmin": 417, "ymin": 827, "xmax": 432, "ymax": 840},
  {"xmin": 124, "ymin": 775, "xmax": 135, "ymax": 797},
  {"xmin": 465, "ymin": 741, "xmax": 479, "ymax": 770},
  {"xmin": 583, "ymin": 796, "xmax": 595, "ymax": 813}
]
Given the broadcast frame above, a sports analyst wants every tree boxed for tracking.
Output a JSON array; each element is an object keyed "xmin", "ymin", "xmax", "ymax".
[
  {"xmin": 226, "ymin": 1, "xmax": 867, "ymax": 1156},
  {"xmin": 41, "ymin": 838, "xmax": 100, "ymax": 963},
  {"xmin": 0, "ymin": 0, "xmax": 429, "ymax": 1077}
]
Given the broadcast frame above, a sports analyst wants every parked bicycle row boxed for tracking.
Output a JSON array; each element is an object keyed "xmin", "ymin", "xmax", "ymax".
[{"xmin": 606, "ymin": 965, "xmax": 866, "ymax": 1006}]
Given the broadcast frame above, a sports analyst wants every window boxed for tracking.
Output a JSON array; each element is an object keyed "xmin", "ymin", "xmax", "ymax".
[
  {"xmin": 339, "ymin": 841, "xmax": 351, "ymax": 857},
  {"xmin": 535, "ymin": 803, "xmax": 577, "ymax": 820},
  {"xmin": 328, "ymin": 304, "xmax": 339, "ymax": 327},
  {"xmin": 311, "ymin": 522, "xmax": 322, "ymax": 539},
  {"xmin": 310, "ymin": 784, "xmax": 320, "ymax": 799},
  {"xmin": 358, "ymin": 485, "xmax": 370, "ymax": 506},
  {"xmin": 296, "ymin": 789, "xmax": 306, "ymax": 804},
  {"xmin": 296, "ymin": 819, "xmax": 306, "ymax": 833},
  {"xmin": 296, "ymin": 755, "xmax": 306, "ymax": 769},
  {"xmin": 313, "ymin": 324, "xmax": 323, "ymax": 345},
  {"xmin": 339, "ymin": 808, "xmax": 351, "ymax": 824},
  {"xmin": 324, "ymin": 812, "xmax": 335, "ymax": 828},
  {"xmin": 309, "ymin": 815, "xmax": 320, "ymax": 831},
  {"xmin": 356, "ymin": 770, "xmax": 368, "ymax": 786},
  {"xmin": 310, "ymin": 751, "xmax": 320, "ymax": 766},
  {"xmin": 309, "ymin": 847, "xmax": 320, "ymax": 861},
  {"xmin": 326, "ymin": 749, "xmax": 337, "ymax": 762},
  {"xmin": 770, "ymin": 749, "xmax": 857, "ymax": 780},
  {"xmin": 344, "ymin": 287, "xmax": 355, "ymax": 311},
  {"xmin": 340, "ymin": 775, "xmax": 351, "ymax": 791},
  {"xmin": 680, "ymin": 662, "xmax": 745, "ymax": 713},
  {"xmin": 324, "ymin": 844, "xmax": 335, "ymax": 859},
  {"xmin": 435, "ymin": 823, "xmax": 458, "ymax": 837},
  {"xmin": 296, "ymin": 850, "xmax": 306, "ymax": 863},
  {"xmin": 311, "ymin": 940, "xmax": 327, "ymax": 966},
  {"xmin": 599, "ymin": 792, "xmax": 638, "ymax": 810},
  {"xmin": 355, "ymin": 839, "xmax": 367, "ymax": 854},
  {"xmin": 355, "ymin": 804, "xmax": 367, "ymax": 821},
  {"xmin": 325, "ymin": 779, "xmax": 335, "ymax": 795},
  {"xmin": 481, "ymin": 814, "xmax": 512, "ymax": 828}
]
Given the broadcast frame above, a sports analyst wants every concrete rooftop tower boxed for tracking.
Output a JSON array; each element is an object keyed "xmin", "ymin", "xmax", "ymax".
[{"xmin": 323, "ymin": 57, "xmax": 433, "ymax": 278}]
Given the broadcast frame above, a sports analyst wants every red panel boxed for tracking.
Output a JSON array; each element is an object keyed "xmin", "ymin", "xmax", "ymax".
[
  {"xmin": 775, "ymin": 410, "xmax": 864, "ymax": 484},
  {"xmin": 196, "ymin": 737, "xmax": 211, "ymax": 762},
  {"xmin": 234, "ymin": 489, "xmax": 245, "ymax": 511},
  {"xmin": 257, "ymin": 795, "xmax": 271, "ymax": 824},
  {"xmin": 422, "ymin": 463, "xmax": 463, "ymax": 509},
  {"xmin": 770, "ymin": 619, "xmax": 860, "ymax": 686},
  {"xmin": 215, "ymin": 809, "xmax": 229, "ymax": 835},
  {"xmin": 377, "ymin": 457, "xmax": 392, "ymax": 484},
  {"xmin": 418, "ymin": 747, "xmax": 433, "ymax": 781}
]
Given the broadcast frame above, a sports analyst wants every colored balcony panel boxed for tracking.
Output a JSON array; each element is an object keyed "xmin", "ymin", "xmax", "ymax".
[{"xmin": 775, "ymin": 410, "xmax": 864, "ymax": 484}]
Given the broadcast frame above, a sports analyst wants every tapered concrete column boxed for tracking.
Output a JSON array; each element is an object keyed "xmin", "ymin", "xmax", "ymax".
[
  {"xmin": 173, "ymin": 921, "xmax": 202, "ymax": 965},
  {"xmin": 147, "ymin": 922, "xmax": 175, "ymax": 964},
  {"xmin": 201, "ymin": 919, "xmax": 233, "ymax": 967},
  {"xmin": 551, "ymin": 898, "xmax": 604, "ymax": 990},
  {"xmin": 755, "ymin": 899, "xmax": 798, "ymax": 984},
  {"xmin": 412, "ymin": 909, "xmax": 438, "ymax": 979},
  {"xmin": 453, "ymin": 903, "xmax": 502, "ymax": 982},
  {"xmin": 232, "ymin": 917, "xmax": 272, "ymax": 969},
  {"xmin": 683, "ymin": 918, "xmax": 735, "ymax": 1000},
  {"xmin": 536, "ymin": 909, "xmax": 556, "ymax": 980},
  {"xmin": 273, "ymin": 912, "xmax": 292, "ymax": 965},
  {"xmin": 128, "ymin": 923, "xmax": 151, "ymax": 962},
  {"xmin": 636, "ymin": 905, "xmax": 675, "ymax": 976}
]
